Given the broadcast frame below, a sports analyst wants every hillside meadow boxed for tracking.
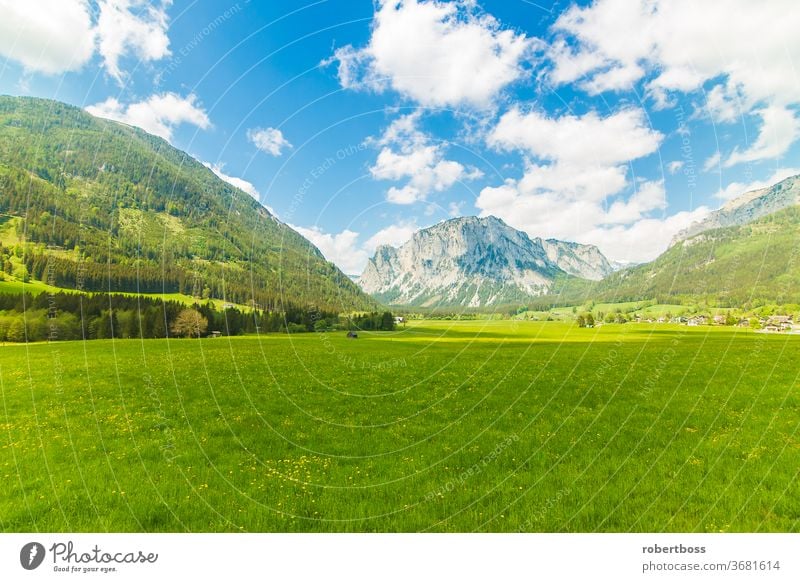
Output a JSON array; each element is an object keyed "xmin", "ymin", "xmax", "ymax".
[{"xmin": 0, "ymin": 320, "xmax": 798, "ymax": 532}]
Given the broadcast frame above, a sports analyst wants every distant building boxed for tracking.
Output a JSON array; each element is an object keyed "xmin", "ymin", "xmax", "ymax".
[
  {"xmin": 687, "ymin": 315, "xmax": 707, "ymax": 326},
  {"xmin": 713, "ymin": 314, "xmax": 726, "ymax": 325},
  {"xmin": 210, "ymin": 331, "xmax": 222, "ymax": 338},
  {"xmin": 394, "ymin": 316, "xmax": 405, "ymax": 324},
  {"xmin": 766, "ymin": 315, "xmax": 793, "ymax": 330}
]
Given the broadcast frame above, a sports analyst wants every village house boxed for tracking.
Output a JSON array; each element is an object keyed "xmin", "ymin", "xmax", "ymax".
[
  {"xmin": 766, "ymin": 315, "xmax": 793, "ymax": 331},
  {"xmin": 686, "ymin": 315, "xmax": 707, "ymax": 326}
]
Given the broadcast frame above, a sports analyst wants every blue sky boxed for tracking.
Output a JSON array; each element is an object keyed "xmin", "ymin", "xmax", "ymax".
[{"xmin": 1, "ymin": 0, "xmax": 799, "ymax": 274}]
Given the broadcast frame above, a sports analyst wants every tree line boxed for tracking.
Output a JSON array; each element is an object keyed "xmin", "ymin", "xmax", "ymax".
[{"xmin": 0, "ymin": 291, "xmax": 395, "ymax": 343}]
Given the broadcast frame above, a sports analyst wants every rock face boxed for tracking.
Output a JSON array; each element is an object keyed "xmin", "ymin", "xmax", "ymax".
[
  {"xmin": 539, "ymin": 239, "xmax": 614, "ymax": 281},
  {"xmin": 672, "ymin": 174, "xmax": 800, "ymax": 243},
  {"xmin": 358, "ymin": 216, "xmax": 613, "ymax": 307}
]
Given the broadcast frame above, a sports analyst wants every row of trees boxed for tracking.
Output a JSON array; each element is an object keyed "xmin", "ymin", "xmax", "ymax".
[
  {"xmin": 0, "ymin": 292, "xmax": 397, "ymax": 343},
  {"xmin": 0, "ymin": 292, "xmax": 362, "ymax": 342},
  {"xmin": 350, "ymin": 311, "xmax": 396, "ymax": 331}
]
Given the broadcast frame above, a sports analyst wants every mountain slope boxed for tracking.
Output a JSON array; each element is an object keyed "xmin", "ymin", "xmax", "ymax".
[
  {"xmin": 575, "ymin": 205, "xmax": 800, "ymax": 305},
  {"xmin": 0, "ymin": 96, "xmax": 375, "ymax": 311},
  {"xmin": 358, "ymin": 216, "xmax": 611, "ymax": 307},
  {"xmin": 672, "ymin": 174, "xmax": 800, "ymax": 243}
]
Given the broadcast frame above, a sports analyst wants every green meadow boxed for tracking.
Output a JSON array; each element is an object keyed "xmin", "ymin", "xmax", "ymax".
[{"xmin": 0, "ymin": 320, "xmax": 798, "ymax": 532}]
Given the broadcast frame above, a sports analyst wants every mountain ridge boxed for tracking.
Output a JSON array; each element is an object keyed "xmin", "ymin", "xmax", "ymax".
[
  {"xmin": 672, "ymin": 174, "xmax": 800, "ymax": 243},
  {"xmin": 358, "ymin": 216, "xmax": 612, "ymax": 307},
  {"xmin": 0, "ymin": 95, "xmax": 375, "ymax": 312}
]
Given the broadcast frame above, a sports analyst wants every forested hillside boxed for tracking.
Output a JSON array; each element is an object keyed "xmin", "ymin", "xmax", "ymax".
[
  {"xmin": 560, "ymin": 206, "xmax": 800, "ymax": 308},
  {"xmin": 0, "ymin": 96, "xmax": 375, "ymax": 312}
]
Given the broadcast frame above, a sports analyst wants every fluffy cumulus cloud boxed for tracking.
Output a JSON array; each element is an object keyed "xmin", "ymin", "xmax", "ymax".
[
  {"xmin": 483, "ymin": 106, "xmax": 662, "ymax": 207},
  {"xmin": 488, "ymin": 107, "xmax": 662, "ymax": 174},
  {"xmin": 724, "ymin": 106, "xmax": 800, "ymax": 168},
  {"xmin": 247, "ymin": 127, "xmax": 292, "ymax": 157},
  {"xmin": 292, "ymin": 220, "xmax": 417, "ymax": 275},
  {"xmin": 0, "ymin": 0, "xmax": 96, "ymax": 74},
  {"xmin": 0, "ymin": 0, "xmax": 171, "ymax": 80},
  {"xmin": 363, "ymin": 221, "xmax": 417, "ymax": 251},
  {"xmin": 291, "ymin": 226, "xmax": 367, "ymax": 275},
  {"xmin": 327, "ymin": 0, "xmax": 536, "ymax": 108},
  {"xmin": 369, "ymin": 112, "xmax": 482, "ymax": 204},
  {"xmin": 547, "ymin": 0, "xmax": 800, "ymax": 166},
  {"xmin": 714, "ymin": 167, "xmax": 800, "ymax": 202},
  {"xmin": 476, "ymin": 106, "xmax": 693, "ymax": 263},
  {"xmin": 96, "ymin": 0, "xmax": 172, "ymax": 81},
  {"xmin": 580, "ymin": 207, "xmax": 710, "ymax": 265},
  {"xmin": 85, "ymin": 92, "xmax": 210, "ymax": 142}
]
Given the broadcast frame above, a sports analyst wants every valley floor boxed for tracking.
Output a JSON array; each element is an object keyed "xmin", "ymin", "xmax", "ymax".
[{"xmin": 0, "ymin": 321, "xmax": 798, "ymax": 532}]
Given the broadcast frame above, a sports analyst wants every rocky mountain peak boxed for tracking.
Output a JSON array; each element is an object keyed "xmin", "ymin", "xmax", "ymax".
[{"xmin": 358, "ymin": 216, "xmax": 613, "ymax": 307}]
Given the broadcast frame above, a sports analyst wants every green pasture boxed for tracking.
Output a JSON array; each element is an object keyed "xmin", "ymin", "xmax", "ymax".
[{"xmin": 0, "ymin": 320, "xmax": 798, "ymax": 532}]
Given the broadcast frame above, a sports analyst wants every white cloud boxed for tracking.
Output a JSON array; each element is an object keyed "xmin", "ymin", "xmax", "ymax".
[
  {"xmin": 703, "ymin": 152, "xmax": 721, "ymax": 173},
  {"xmin": 370, "ymin": 112, "xmax": 482, "ymax": 204},
  {"xmin": 484, "ymin": 107, "xmax": 661, "ymax": 206},
  {"xmin": 603, "ymin": 180, "xmax": 667, "ymax": 225},
  {"xmin": 704, "ymin": 82, "xmax": 742, "ymax": 124},
  {"xmin": 447, "ymin": 201, "xmax": 464, "ymax": 217},
  {"xmin": 489, "ymin": 107, "xmax": 662, "ymax": 168},
  {"xmin": 580, "ymin": 62, "xmax": 644, "ymax": 95},
  {"xmin": 580, "ymin": 207, "xmax": 711, "ymax": 264},
  {"xmin": 667, "ymin": 161, "xmax": 684, "ymax": 175},
  {"xmin": 291, "ymin": 220, "xmax": 418, "ymax": 275},
  {"xmin": 96, "ymin": 0, "xmax": 171, "ymax": 81},
  {"xmin": 0, "ymin": 0, "xmax": 95, "ymax": 74},
  {"xmin": 85, "ymin": 92, "xmax": 210, "ymax": 142},
  {"xmin": 328, "ymin": 0, "xmax": 536, "ymax": 108},
  {"xmin": 477, "ymin": 105, "xmax": 686, "ymax": 263},
  {"xmin": 548, "ymin": 0, "xmax": 800, "ymax": 166},
  {"xmin": 202, "ymin": 161, "xmax": 280, "ymax": 216},
  {"xmin": 202, "ymin": 162, "xmax": 259, "ymax": 199},
  {"xmin": 476, "ymin": 172, "xmax": 703, "ymax": 263},
  {"xmin": 0, "ymin": 0, "xmax": 171, "ymax": 79},
  {"xmin": 714, "ymin": 167, "xmax": 800, "ymax": 201},
  {"xmin": 550, "ymin": 0, "xmax": 800, "ymax": 105},
  {"xmin": 291, "ymin": 226, "xmax": 367, "ymax": 275},
  {"xmin": 724, "ymin": 106, "xmax": 800, "ymax": 168},
  {"xmin": 364, "ymin": 221, "xmax": 417, "ymax": 251},
  {"xmin": 247, "ymin": 127, "xmax": 292, "ymax": 157}
]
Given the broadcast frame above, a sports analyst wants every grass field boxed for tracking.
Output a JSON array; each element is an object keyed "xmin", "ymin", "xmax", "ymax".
[{"xmin": 0, "ymin": 320, "xmax": 798, "ymax": 532}]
